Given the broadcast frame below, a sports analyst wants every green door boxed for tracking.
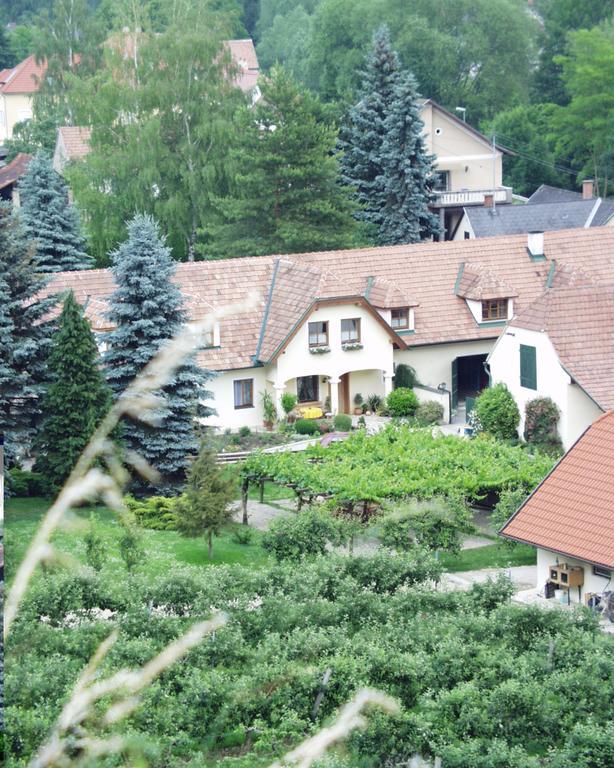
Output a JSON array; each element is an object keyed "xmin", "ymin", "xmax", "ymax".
[{"xmin": 451, "ymin": 358, "xmax": 458, "ymax": 410}]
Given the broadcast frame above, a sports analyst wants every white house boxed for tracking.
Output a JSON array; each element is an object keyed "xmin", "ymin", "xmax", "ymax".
[
  {"xmin": 43, "ymin": 227, "xmax": 614, "ymax": 431},
  {"xmin": 501, "ymin": 410, "xmax": 614, "ymax": 604},
  {"xmin": 488, "ymin": 262, "xmax": 614, "ymax": 448},
  {"xmin": 0, "ymin": 55, "xmax": 45, "ymax": 142}
]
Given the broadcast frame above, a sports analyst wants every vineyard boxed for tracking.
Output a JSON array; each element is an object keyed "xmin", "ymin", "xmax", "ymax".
[{"xmin": 242, "ymin": 426, "xmax": 555, "ymax": 507}]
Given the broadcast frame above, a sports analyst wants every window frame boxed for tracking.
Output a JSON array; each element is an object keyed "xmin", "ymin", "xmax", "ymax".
[
  {"xmin": 390, "ymin": 307, "xmax": 410, "ymax": 330},
  {"xmin": 341, "ymin": 317, "xmax": 361, "ymax": 344},
  {"xmin": 297, "ymin": 375, "xmax": 319, "ymax": 404},
  {"xmin": 519, "ymin": 344, "xmax": 537, "ymax": 390},
  {"xmin": 308, "ymin": 320, "xmax": 329, "ymax": 347},
  {"xmin": 481, "ymin": 299, "xmax": 508, "ymax": 321},
  {"xmin": 233, "ymin": 378, "xmax": 254, "ymax": 409},
  {"xmin": 593, "ymin": 564, "xmax": 611, "ymax": 579}
]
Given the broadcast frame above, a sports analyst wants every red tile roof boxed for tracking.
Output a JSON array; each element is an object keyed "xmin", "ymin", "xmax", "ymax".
[
  {"xmin": 42, "ymin": 227, "xmax": 614, "ymax": 372},
  {"xmin": 511, "ymin": 283, "xmax": 614, "ymax": 410},
  {"xmin": 500, "ymin": 411, "xmax": 614, "ymax": 569},
  {"xmin": 226, "ymin": 39, "xmax": 259, "ymax": 93},
  {"xmin": 57, "ymin": 126, "xmax": 92, "ymax": 161},
  {"xmin": 0, "ymin": 55, "xmax": 46, "ymax": 94},
  {"xmin": 0, "ymin": 153, "xmax": 31, "ymax": 190},
  {"xmin": 456, "ymin": 262, "xmax": 518, "ymax": 301}
]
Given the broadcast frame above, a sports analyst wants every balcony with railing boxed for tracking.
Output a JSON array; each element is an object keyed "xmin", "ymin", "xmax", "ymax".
[{"xmin": 432, "ymin": 186, "xmax": 513, "ymax": 208}]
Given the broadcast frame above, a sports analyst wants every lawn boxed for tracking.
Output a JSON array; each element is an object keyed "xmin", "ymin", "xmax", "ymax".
[
  {"xmin": 4, "ymin": 497, "xmax": 271, "ymax": 583},
  {"xmin": 439, "ymin": 540, "xmax": 536, "ymax": 571}
]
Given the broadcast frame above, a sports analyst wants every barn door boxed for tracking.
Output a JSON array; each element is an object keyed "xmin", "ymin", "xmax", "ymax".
[{"xmin": 451, "ymin": 357, "xmax": 458, "ymax": 410}]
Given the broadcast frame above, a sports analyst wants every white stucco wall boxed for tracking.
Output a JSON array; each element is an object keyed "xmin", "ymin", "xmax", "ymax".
[
  {"xmin": 536, "ymin": 548, "xmax": 612, "ymax": 603},
  {"xmin": 202, "ymin": 367, "xmax": 269, "ymax": 430},
  {"xmin": 0, "ymin": 92, "xmax": 34, "ymax": 141},
  {"xmin": 395, "ymin": 339, "xmax": 495, "ymax": 392},
  {"xmin": 275, "ymin": 303, "xmax": 395, "ymax": 385},
  {"xmin": 414, "ymin": 385, "xmax": 450, "ymax": 423},
  {"xmin": 488, "ymin": 326, "xmax": 603, "ymax": 448}
]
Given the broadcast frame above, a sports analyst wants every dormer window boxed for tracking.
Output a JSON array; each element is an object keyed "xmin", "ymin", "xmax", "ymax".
[
  {"xmin": 391, "ymin": 307, "xmax": 410, "ymax": 330},
  {"xmin": 308, "ymin": 320, "xmax": 328, "ymax": 347},
  {"xmin": 481, "ymin": 299, "xmax": 508, "ymax": 321}
]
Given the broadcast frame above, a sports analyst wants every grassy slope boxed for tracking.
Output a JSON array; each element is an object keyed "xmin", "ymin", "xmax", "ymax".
[{"xmin": 4, "ymin": 497, "xmax": 271, "ymax": 583}]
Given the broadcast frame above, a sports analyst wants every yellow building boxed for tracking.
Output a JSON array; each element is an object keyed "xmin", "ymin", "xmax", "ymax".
[{"xmin": 0, "ymin": 55, "xmax": 46, "ymax": 143}]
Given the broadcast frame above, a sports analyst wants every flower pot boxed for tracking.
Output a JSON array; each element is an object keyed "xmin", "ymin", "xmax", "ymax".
[
  {"xmin": 354, "ymin": 407, "xmax": 362, "ymax": 415},
  {"xmin": 263, "ymin": 420, "xmax": 274, "ymax": 431}
]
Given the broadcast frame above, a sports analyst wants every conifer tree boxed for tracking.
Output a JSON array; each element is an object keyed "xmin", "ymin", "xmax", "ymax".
[
  {"xmin": 210, "ymin": 66, "xmax": 359, "ymax": 257},
  {"xmin": 378, "ymin": 73, "xmax": 442, "ymax": 244},
  {"xmin": 0, "ymin": 205, "xmax": 55, "ymax": 456},
  {"xmin": 35, "ymin": 291, "xmax": 111, "ymax": 491},
  {"xmin": 104, "ymin": 214, "xmax": 212, "ymax": 490},
  {"xmin": 18, "ymin": 153, "xmax": 92, "ymax": 272},
  {"xmin": 338, "ymin": 25, "xmax": 402, "ymax": 238}
]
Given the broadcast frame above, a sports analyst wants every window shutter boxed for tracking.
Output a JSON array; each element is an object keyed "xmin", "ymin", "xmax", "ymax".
[{"xmin": 520, "ymin": 345, "xmax": 537, "ymax": 390}]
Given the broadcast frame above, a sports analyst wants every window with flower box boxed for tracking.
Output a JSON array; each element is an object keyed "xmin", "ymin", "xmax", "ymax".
[
  {"xmin": 308, "ymin": 320, "xmax": 328, "ymax": 347},
  {"xmin": 341, "ymin": 318, "xmax": 361, "ymax": 344}
]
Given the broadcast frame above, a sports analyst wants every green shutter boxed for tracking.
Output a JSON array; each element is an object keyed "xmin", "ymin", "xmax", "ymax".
[
  {"xmin": 451, "ymin": 358, "xmax": 458, "ymax": 409},
  {"xmin": 520, "ymin": 345, "xmax": 537, "ymax": 390}
]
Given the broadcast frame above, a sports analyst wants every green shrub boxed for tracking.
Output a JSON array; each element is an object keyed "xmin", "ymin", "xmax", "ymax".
[
  {"xmin": 124, "ymin": 494, "xmax": 181, "ymax": 530},
  {"xmin": 380, "ymin": 497, "xmax": 473, "ymax": 554},
  {"xmin": 415, "ymin": 400, "xmax": 444, "ymax": 425},
  {"xmin": 365, "ymin": 393, "xmax": 382, "ymax": 413},
  {"xmin": 492, "ymin": 488, "xmax": 528, "ymax": 542},
  {"xmin": 231, "ymin": 526, "xmax": 253, "ymax": 545},
  {"xmin": 394, "ymin": 363, "xmax": 417, "ymax": 389},
  {"xmin": 474, "ymin": 383, "xmax": 520, "ymax": 440},
  {"xmin": 84, "ymin": 513, "xmax": 106, "ymax": 571},
  {"xmin": 281, "ymin": 392, "xmax": 298, "ymax": 415},
  {"xmin": 523, "ymin": 397, "xmax": 563, "ymax": 455},
  {"xmin": 386, "ymin": 387, "xmax": 419, "ymax": 417},
  {"xmin": 294, "ymin": 418, "xmax": 320, "ymax": 435},
  {"xmin": 333, "ymin": 413, "xmax": 352, "ymax": 431},
  {"xmin": 118, "ymin": 518, "xmax": 143, "ymax": 572},
  {"xmin": 262, "ymin": 508, "xmax": 342, "ymax": 561},
  {"xmin": 238, "ymin": 425, "xmax": 251, "ymax": 438},
  {"xmin": 316, "ymin": 419, "xmax": 333, "ymax": 434},
  {"xmin": 7, "ymin": 468, "xmax": 47, "ymax": 497}
]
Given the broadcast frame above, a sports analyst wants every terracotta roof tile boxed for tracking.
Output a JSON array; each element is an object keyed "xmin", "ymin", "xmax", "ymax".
[
  {"xmin": 43, "ymin": 227, "xmax": 614, "ymax": 372},
  {"xmin": 501, "ymin": 411, "xmax": 614, "ymax": 569},
  {"xmin": 58, "ymin": 126, "xmax": 92, "ymax": 160},
  {"xmin": 0, "ymin": 55, "xmax": 46, "ymax": 94},
  {"xmin": 456, "ymin": 262, "xmax": 518, "ymax": 301},
  {"xmin": 367, "ymin": 277, "xmax": 419, "ymax": 308},
  {"xmin": 0, "ymin": 153, "xmax": 31, "ymax": 190},
  {"xmin": 225, "ymin": 39, "xmax": 259, "ymax": 92},
  {"xmin": 512, "ymin": 283, "xmax": 614, "ymax": 410}
]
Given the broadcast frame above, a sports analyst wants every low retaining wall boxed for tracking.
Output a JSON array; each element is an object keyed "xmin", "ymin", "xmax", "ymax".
[{"xmin": 414, "ymin": 385, "xmax": 451, "ymax": 424}]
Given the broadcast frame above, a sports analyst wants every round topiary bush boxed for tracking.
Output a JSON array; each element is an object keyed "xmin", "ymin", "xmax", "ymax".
[
  {"xmin": 474, "ymin": 383, "xmax": 520, "ymax": 440},
  {"xmin": 294, "ymin": 418, "xmax": 320, "ymax": 435},
  {"xmin": 333, "ymin": 413, "xmax": 352, "ymax": 431},
  {"xmin": 415, "ymin": 400, "xmax": 444, "ymax": 426},
  {"xmin": 386, "ymin": 387, "xmax": 419, "ymax": 417}
]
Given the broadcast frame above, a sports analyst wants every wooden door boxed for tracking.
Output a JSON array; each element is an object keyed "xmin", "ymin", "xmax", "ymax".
[{"xmin": 340, "ymin": 373, "xmax": 350, "ymax": 414}]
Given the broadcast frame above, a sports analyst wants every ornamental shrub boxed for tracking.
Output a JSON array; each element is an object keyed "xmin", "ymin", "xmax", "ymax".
[
  {"xmin": 380, "ymin": 497, "xmax": 473, "ymax": 554},
  {"xmin": 7, "ymin": 469, "xmax": 47, "ymax": 497},
  {"xmin": 393, "ymin": 363, "xmax": 417, "ymax": 389},
  {"xmin": 281, "ymin": 392, "xmax": 298, "ymax": 415},
  {"xmin": 333, "ymin": 413, "xmax": 352, "ymax": 431},
  {"xmin": 124, "ymin": 494, "xmax": 181, "ymax": 530},
  {"xmin": 415, "ymin": 400, "xmax": 444, "ymax": 425},
  {"xmin": 386, "ymin": 387, "xmax": 419, "ymax": 417},
  {"xmin": 262, "ymin": 508, "xmax": 341, "ymax": 561},
  {"xmin": 523, "ymin": 397, "xmax": 563, "ymax": 455},
  {"xmin": 474, "ymin": 383, "xmax": 520, "ymax": 440},
  {"xmin": 294, "ymin": 418, "xmax": 320, "ymax": 435}
]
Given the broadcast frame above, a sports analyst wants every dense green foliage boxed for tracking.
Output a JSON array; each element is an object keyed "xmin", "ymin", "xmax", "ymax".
[
  {"xmin": 6, "ymin": 469, "xmax": 47, "ymax": 498},
  {"xmin": 333, "ymin": 413, "xmax": 352, "ymax": 431},
  {"xmin": 6, "ymin": 554, "xmax": 612, "ymax": 767},
  {"xmin": 386, "ymin": 387, "xmax": 419, "ymax": 417},
  {"xmin": 523, "ymin": 397, "xmax": 564, "ymax": 456},
  {"xmin": 103, "ymin": 214, "xmax": 212, "ymax": 490},
  {"xmin": 474, "ymin": 383, "xmax": 520, "ymax": 441},
  {"xmin": 492, "ymin": 487, "xmax": 529, "ymax": 541},
  {"xmin": 209, "ymin": 66, "xmax": 359, "ymax": 257},
  {"xmin": 124, "ymin": 494, "xmax": 181, "ymax": 531},
  {"xmin": 262, "ymin": 507, "xmax": 343, "ymax": 560},
  {"xmin": 243, "ymin": 425, "xmax": 554, "ymax": 505},
  {"xmin": 176, "ymin": 448, "xmax": 237, "ymax": 557},
  {"xmin": 17, "ymin": 154, "xmax": 92, "ymax": 272},
  {"xmin": 393, "ymin": 362, "xmax": 417, "ymax": 389},
  {"xmin": 34, "ymin": 292, "xmax": 111, "ymax": 491},
  {"xmin": 415, "ymin": 400, "xmax": 444, "ymax": 426},
  {"xmin": 294, "ymin": 418, "xmax": 321, "ymax": 435},
  {"xmin": 0, "ymin": 206, "xmax": 55, "ymax": 455},
  {"xmin": 380, "ymin": 497, "xmax": 473, "ymax": 555}
]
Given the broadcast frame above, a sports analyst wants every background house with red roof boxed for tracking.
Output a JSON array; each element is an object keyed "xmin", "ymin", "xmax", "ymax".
[
  {"xmin": 500, "ymin": 411, "xmax": 614, "ymax": 604},
  {"xmin": 488, "ymin": 248, "xmax": 614, "ymax": 448},
  {"xmin": 41, "ymin": 227, "xmax": 614, "ymax": 431},
  {"xmin": 0, "ymin": 54, "xmax": 46, "ymax": 142}
]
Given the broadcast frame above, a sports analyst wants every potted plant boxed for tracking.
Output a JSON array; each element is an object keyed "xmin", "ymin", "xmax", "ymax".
[
  {"xmin": 353, "ymin": 393, "xmax": 364, "ymax": 415},
  {"xmin": 261, "ymin": 390, "xmax": 277, "ymax": 430},
  {"xmin": 366, "ymin": 393, "xmax": 383, "ymax": 414},
  {"xmin": 281, "ymin": 392, "xmax": 298, "ymax": 423}
]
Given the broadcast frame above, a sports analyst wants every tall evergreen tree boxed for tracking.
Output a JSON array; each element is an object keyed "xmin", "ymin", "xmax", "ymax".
[
  {"xmin": 210, "ymin": 66, "xmax": 359, "ymax": 258},
  {"xmin": 338, "ymin": 25, "xmax": 402, "ymax": 238},
  {"xmin": 0, "ymin": 205, "xmax": 56, "ymax": 456},
  {"xmin": 103, "ymin": 214, "xmax": 213, "ymax": 490},
  {"xmin": 377, "ymin": 72, "xmax": 441, "ymax": 244},
  {"xmin": 35, "ymin": 291, "xmax": 112, "ymax": 491},
  {"xmin": 18, "ymin": 153, "xmax": 92, "ymax": 272}
]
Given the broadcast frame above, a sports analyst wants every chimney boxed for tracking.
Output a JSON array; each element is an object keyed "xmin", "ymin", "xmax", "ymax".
[
  {"xmin": 484, "ymin": 193, "xmax": 494, "ymax": 208},
  {"xmin": 527, "ymin": 231, "xmax": 544, "ymax": 259},
  {"xmin": 582, "ymin": 179, "xmax": 594, "ymax": 199}
]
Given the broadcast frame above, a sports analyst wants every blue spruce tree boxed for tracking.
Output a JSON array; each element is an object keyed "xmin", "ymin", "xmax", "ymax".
[
  {"xmin": 104, "ymin": 214, "xmax": 213, "ymax": 490},
  {"xmin": 18, "ymin": 152, "xmax": 92, "ymax": 272},
  {"xmin": 378, "ymin": 72, "xmax": 442, "ymax": 244},
  {"xmin": 0, "ymin": 205, "xmax": 56, "ymax": 456},
  {"xmin": 338, "ymin": 25, "xmax": 402, "ymax": 238}
]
